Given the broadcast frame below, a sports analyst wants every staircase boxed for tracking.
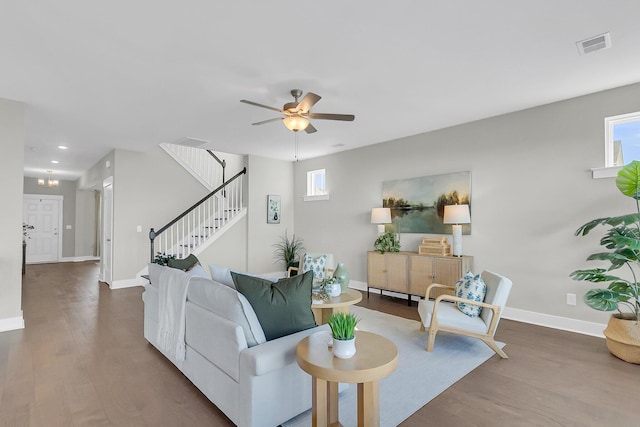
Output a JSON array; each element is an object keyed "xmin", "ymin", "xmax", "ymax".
[
  {"xmin": 160, "ymin": 142, "xmax": 226, "ymax": 191},
  {"xmin": 148, "ymin": 145, "xmax": 246, "ymax": 263}
]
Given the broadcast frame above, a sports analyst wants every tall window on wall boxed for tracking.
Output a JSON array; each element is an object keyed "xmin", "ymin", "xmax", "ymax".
[
  {"xmin": 605, "ymin": 111, "xmax": 640, "ymax": 167},
  {"xmin": 305, "ymin": 168, "xmax": 329, "ymax": 201}
]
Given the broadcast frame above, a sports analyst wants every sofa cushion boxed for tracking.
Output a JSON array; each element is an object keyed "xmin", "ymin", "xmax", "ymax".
[
  {"xmin": 168, "ymin": 254, "xmax": 200, "ymax": 271},
  {"xmin": 231, "ymin": 270, "xmax": 316, "ymax": 341},
  {"xmin": 455, "ymin": 271, "xmax": 487, "ymax": 317},
  {"xmin": 187, "ymin": 277, "xmax": 266, "ymax": 346},
  {"xmin": 209, "ymin": 264, "xmax": 280, "ymax": 289}
]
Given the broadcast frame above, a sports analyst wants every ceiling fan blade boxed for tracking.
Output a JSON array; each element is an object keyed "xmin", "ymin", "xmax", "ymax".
[
  {"xmin": 304, "ymin": 123, "xmax": 317, "ymax": 134},
  {"xmin": 251, "ymin": 117, "xmax": 283, "ymax": 126},
  {"xmin": 296, "ymin": 92, "xmax": 321, "ymax": 114},
  {"xmin": 240, "ymin": 99, "xmax": 283, "ymax": 113},
  {"xmin": 307, "ymin": 113, "xmax": 355, "ymax": 121}
]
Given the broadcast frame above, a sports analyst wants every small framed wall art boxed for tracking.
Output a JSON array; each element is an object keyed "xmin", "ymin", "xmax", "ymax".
[{"xmin": 267, "ymin": 194, "xmax": 281, "ymax": 224}]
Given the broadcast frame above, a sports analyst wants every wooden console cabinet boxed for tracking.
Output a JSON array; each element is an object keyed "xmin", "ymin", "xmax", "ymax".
[{"xmin": 367, "ymin": 251, "xmax": 473, "ymax": 305}]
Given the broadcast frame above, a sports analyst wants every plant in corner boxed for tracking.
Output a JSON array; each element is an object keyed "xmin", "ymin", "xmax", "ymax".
[
  {"xmin": 273, "ymin": 231, "xmax": 304, "ymax": 270},
  {"xmin": 570, "ymin": 160, "xmax": 640, "ymax": 363},
  {"xmin": 374, "ymin": 231, "xmax": 400, "ymax": 254},
  {"xmin": 22, "ymin": 222, "xmax": 35, "ymax": 243}
]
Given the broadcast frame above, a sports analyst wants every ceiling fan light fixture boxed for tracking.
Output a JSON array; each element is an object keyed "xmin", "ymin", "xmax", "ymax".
[{"xmin": 283, "ymin": 116, "xmax": 309, "ymax": 132}]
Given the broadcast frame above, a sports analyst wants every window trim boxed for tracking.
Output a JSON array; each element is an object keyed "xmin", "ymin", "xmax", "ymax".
[
  {"xmin": 593, "ymin": 111, "xmax": 640, "ymax": 179},
  {"xmin": 304, "ymin": 168, "xmax": 329, "ymax": 201}
]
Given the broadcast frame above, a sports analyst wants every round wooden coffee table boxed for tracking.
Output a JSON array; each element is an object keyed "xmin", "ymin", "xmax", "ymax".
[
  {"xmin": 296, "ymin": 330, "xmax": 398, "ymax": 427},
  {"xmin": 311, "ymin": 288, "xmax": 362, "ymax": 325}
]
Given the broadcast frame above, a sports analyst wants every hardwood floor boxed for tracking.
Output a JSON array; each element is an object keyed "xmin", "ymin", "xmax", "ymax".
[{"xmin": 1, "ymin": 262, "xmax": 637, "ymax": 426}]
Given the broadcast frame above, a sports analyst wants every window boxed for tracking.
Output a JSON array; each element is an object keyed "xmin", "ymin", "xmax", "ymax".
[
  {"xmin": 605, "ymin": 111, "xmax": 640, "ymax": 167},
  {"xmin": 305, "ymin": 168, "xmax": 329, "ymax": 201},
  {"xmin": 593, "ymin": 111, "xmax": 640, "ymax": 178}
]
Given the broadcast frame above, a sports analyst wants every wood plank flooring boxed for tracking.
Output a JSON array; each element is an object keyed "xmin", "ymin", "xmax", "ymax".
[{"xmin": 1, "ymin": 262, "xmax": 637, "ymax": 426}]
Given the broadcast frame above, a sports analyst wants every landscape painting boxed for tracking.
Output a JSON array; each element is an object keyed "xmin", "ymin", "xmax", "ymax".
[{"xmin": 382, "ymin": 171, "xmax": 471, "ymax": 234}]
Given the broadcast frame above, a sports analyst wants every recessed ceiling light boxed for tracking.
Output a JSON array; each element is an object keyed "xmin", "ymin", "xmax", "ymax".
[
  {"xmin": 51, "ymin": 160, "xmax": 59, "ymax": 164},
  {"xmin": 57, "ymin": 145, "xmax": 68, "ymax": 150}
]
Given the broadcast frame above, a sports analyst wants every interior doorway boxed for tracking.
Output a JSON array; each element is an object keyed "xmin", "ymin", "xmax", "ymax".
[
  {"xmin": 23, "ymin": 194, "xmax": 63, "ymax": 263},
  {"xmin": 100, "ymin": 177, "xmax": 113, "ymax": 285}
]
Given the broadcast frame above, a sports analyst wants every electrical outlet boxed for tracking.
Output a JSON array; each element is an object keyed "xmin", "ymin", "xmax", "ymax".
[
  {"xmin": 566, "ymin": 293, "xmax": 577, "ymax": 306},
  {"xmin": 136, "ymin": 225, "xmax": 142, "ymax": 232}
]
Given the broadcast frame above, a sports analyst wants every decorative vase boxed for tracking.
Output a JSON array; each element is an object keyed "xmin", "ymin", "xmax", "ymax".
[
  {"xmin": 332, "ymin": 336, "xmax": 356, "ymax": 359},
  {"xmin": 333, "ymin": 262, "xmax": 350, "ymax": 293},
  {"xmin": 603, "ymin": 313, "xmax": 640, "ymax": 364},
  {"xmin": 327, "ymin": 283, "xmax": 341, "ymax": 297}
]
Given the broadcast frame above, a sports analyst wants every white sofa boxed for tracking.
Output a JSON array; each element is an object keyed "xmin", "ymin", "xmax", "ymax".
[{"xmin": 142, "ymin": 263, "xmax": 327, "ymax": 427}]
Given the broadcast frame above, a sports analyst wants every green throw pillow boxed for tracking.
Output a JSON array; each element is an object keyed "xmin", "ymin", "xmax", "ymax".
[
  {"xmin": 231, "ymin": 270, "xmax": 316, "ymax": 341},
  {"xmin": 167, "ymin": 254, "xmax": 200, "ymax": 271}
]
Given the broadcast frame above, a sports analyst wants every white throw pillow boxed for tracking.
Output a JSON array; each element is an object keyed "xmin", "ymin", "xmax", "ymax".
[
  {"xmin": 455, "ymin": 271, "xmax": 486, "ymax": 317},
  {"xmin": 302, "ymin": 253, "xmax": 328, "ymax": 280},
  {"xmin": 187, "ymin": 277, "xmax": 267, "ymax": 346}
]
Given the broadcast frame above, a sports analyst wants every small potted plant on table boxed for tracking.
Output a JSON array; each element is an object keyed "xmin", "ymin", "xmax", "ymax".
[{"xmin": 327, "ymin": 312, "xmax": 359, "ymax": 359}]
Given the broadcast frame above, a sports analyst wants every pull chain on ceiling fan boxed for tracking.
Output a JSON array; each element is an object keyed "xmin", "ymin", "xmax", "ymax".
[{"xmin": 240, "ymin": 89, "xmax": 355, "ymax": 134}]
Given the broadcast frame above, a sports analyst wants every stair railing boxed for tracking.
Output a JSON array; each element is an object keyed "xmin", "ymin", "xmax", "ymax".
[{"xmin": 149, "ymin": 167, "xmax": 246, "ymax": 262}]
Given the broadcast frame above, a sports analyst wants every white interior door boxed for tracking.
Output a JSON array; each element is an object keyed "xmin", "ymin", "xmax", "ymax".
[
  {"xmin": 23, "ymin": 195, "xmax": 63, "ymax": 263},
  {"xmin": 101, "ymin": 177, "xmax": 113, "ymax": 284}
]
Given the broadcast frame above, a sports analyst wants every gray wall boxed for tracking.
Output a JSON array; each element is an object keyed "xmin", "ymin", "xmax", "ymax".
[
  {"xmin": 246, "ymin": 155, "xmax": 295, "ymax": 273},
  {"xmin": 0, "ymin": 97, "xmax": 24, "ymax": 328},
  {"xmin": 23, "ymin": 177, "xmax": 77, "ymax": 258},
  {"xmin": 293, "ymin": 82, "xmax": 640, "ymax": 326},
  {"xmin": 111, "ymin": 147, "xmax": 210, "ymax": 282}
]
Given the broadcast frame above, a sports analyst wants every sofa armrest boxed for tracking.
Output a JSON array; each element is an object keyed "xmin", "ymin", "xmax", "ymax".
[{"xmin": 240, "ymin": 324, "xmax": 329, "ymax": 377}]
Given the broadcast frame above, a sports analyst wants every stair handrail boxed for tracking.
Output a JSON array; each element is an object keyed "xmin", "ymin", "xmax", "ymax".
[
  {"xmin": 207, "ymin": 150, "xmax": 226, "ymax": 193},
  {"xmin": 149, "ymin": 167, "xmax": 246, "ymax": 262}
]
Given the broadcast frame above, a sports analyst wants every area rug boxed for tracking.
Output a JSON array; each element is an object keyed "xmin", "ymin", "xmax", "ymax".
[{"xmin": 282, "ymin": 305, "xmax": 504, "ymax": 427}]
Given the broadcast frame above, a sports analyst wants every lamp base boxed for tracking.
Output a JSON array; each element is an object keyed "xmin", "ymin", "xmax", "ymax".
[{"xmin": 451, "ymin": 224, "xmax": 463, "ymax": 257}]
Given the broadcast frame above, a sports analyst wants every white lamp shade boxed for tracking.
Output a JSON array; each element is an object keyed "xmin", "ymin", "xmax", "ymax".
[
  {"xmin": 443, "ymin": 204, "xmax": 471, "ymax": 224},
  {"xmin": 371, "ymin": 207, "xmax": 392, "ymax": 224}
]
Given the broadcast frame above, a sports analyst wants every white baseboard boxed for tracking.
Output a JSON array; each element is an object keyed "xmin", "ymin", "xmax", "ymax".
[
  {"xmin": 0, "ymin": 314, "xmax": 25, "ymax": 332},
  {"xmin": 352, "ymin": 280, "xmax": 606, "ymax": 338},
  {"xmin": 60, "ymin": 256, "xmax": 100, "ymax": 263},
  {"xmin": 502, "ymin": 307, "xmax": 606, "ymax": 338},
  {"xmin": 110, "ymin": 277, "xmax": 147, "ymax": 289}
]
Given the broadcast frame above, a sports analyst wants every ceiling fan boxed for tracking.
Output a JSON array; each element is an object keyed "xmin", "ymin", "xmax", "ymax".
[{"xmin": 240, "ymin": 89, "xmax": 355, "ymax": 134}]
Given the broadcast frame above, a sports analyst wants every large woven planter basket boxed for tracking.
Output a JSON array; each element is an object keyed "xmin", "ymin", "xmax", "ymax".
[{"xmin": 603, "ymin": 314, "xmax": 640, "ymax": 364}]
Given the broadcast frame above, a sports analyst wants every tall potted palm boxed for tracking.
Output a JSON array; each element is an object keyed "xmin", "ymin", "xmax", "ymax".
[
  {"xmin": 571, "ymin": 160, "xmax": 640, "ymax": 363},
  {"xmin": 272, "ymin": 231, "xmax": 304, "ymax": 271}
]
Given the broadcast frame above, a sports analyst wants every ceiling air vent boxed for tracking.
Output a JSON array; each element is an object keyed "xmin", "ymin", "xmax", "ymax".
[{"xmin": 576, "ymin": 32, "xmax": 611, "ymax": 55}]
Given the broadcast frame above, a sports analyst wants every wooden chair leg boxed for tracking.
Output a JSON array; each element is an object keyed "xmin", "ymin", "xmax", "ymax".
[
  {"xmin": 482, "ymin": 338, "xmax": 508, "ymax": 359},
  {"xmin": 419, "ymin": 323, "xmax": 425, "ymax": 332},
  {"xmin": 426, "ymin": 328, "xmax": 437, "ymax": 352}
]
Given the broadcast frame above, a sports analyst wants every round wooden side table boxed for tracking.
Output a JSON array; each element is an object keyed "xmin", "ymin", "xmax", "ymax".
[
  {"xmin": 311, "ymin": 288, "xmax": 363, "ymax": 325},
  {"xmin": 296, "ymin": 330, "xmax": 398, "ymax": 427}
]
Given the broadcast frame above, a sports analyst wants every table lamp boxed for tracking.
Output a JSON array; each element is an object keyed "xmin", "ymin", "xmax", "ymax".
[
  {"xmin": 371, "ymin": 207, "xmax": 392, "ymax": 235},
  {"xmin": 443, "ymin": 204, "xmax": 470, "ymax": 257}
]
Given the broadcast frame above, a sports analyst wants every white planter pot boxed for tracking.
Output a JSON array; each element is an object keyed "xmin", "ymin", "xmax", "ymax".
[
  {"xmin": 327, "ymin": 283, "xmax": 341, "ymax": 297},
  {"xmin": 332, "ymin": 336, "xmax": 356, "ymax": 359}
]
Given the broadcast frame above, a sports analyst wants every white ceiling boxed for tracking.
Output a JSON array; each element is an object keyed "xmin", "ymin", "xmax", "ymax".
[{"xmin": 3, "ymin": 1, "xmax": 640, "ymax": 180}]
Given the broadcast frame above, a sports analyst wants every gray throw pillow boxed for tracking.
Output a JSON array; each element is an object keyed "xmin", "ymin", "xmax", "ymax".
[
  {"xmin": 167, "ymin": 254, "xmax": 200, "ymax": 271},
  {"xmin": 231, "ymin": 270, "xmax": 316, "ymax": 341}
]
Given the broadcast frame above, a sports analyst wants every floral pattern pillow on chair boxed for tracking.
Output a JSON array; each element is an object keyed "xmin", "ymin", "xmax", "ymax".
[
  {"xmin": 455, "ymin": 270, "xmax": 487, "ymax": 317},
  {"xmin": 302, "ymin": 253, "xmax": 328, "ymax": 280}
]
